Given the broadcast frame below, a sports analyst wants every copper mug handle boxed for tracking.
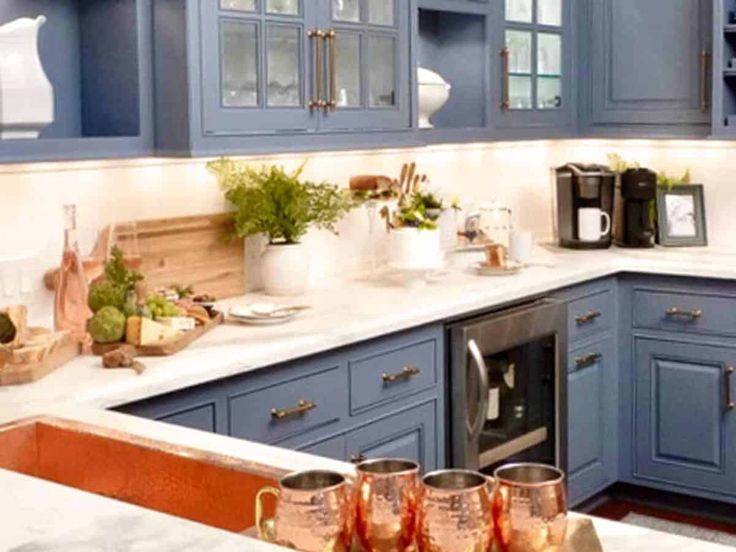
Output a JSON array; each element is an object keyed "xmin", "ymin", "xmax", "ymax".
[{"xmin": 255, "ymin": 486, "xmax": 280, "ymax": 542}]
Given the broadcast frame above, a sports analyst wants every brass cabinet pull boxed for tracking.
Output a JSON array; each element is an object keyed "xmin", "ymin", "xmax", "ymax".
[
  {"xmin": 308, "ymin": 29, "xmax": 326, "ymax": 111},
  {"xmin": 575, "ymin": 310, "xmax": 602, "ymax": 326},
  {"xmin": 500, "ymin": 47, "xmax": 510, "ymax": 111},
  {"xmin": 271, "ymin": 399, "xmax": 317, "ymax": 420},
  {"xmin": 382, "ymin": 365, "xmax": 420, "ymax": 384},
  {"xmin": 350, "ymin": 453, "xmax": 367, "ymax": 464},
  {"xmin": 575, "ymin": 353, "xmax": 602, "ymax": 369},
  {"xmin": 324, "ymin": 29, "xmax": 336, "ymax": 112},
  {"xmin": 665, "ymin": 307, "xmax": 703, "ymax": 320},
  {"xmin": 726, "ymin": 366, "xmax": 735, "ymax": 412},
  {"xmin": 701, "ymin": 49, "xmax": 711, "ymax": 113}
]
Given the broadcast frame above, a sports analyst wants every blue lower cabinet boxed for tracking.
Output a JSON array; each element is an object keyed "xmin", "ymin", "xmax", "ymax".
[
  {"xmin": 633, "ymin": 338, "xmax": 736, "ymax": 497},
  {"xmin": 567, "ymin": 337, "xmax": 617, "ymax": 506},
  {"xmin": 298, "ymin": 434, "xmax": 347, "ymax": 462},
  {"xmin": 346, "ymin": 401, "xmax": 438, "ymax": 471}
]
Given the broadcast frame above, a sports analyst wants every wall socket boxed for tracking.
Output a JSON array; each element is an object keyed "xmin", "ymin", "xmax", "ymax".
[{"xmin": 0, "ymin": 254, "xmax": 40, "ymax": 304}]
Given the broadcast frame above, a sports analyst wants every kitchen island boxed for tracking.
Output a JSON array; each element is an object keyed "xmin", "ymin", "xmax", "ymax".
[
  {"xmin": 2, "ymin": 404, "xmax": 734, "ymax": 552},
  {"xmin": 4, "ymin": 246, "xmax": 736, "ymax": 550}
]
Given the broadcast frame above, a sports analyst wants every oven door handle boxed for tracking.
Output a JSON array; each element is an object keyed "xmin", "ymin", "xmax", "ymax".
[{"xmin": 466, "ymin": 339, "xmax": 490, "ymax": 440}]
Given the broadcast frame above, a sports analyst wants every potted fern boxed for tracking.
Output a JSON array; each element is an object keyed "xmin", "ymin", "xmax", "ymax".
[{"xmin": 209, "ymin": 158, "xmax": 353, "ymax": 296}]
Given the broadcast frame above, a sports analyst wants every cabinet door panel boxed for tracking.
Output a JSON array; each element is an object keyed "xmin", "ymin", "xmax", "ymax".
[
  {"xmin": 634, "ymin": 339, "xmax": 736, "ymax": 495},
  {"xmin": 299, "ymin": 434, "xmax": 347, "ymax": 461},
  {"xmin": 346, "ymin": 402, "xmax": 437, "ymax": 471},
  {"xmin": 589, "ymin": 0, "xmax": 711, "ymax": 126},
  {"xmin": 200, "ymin": 0, "xmax": 317, "ymax": 135},
  {"xmin": 567, "ymin": 337, "xmax": 617, "ymax": 505}
]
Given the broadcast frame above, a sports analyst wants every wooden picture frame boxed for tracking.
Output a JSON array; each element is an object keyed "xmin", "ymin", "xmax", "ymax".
[{"xmin": 656, "ymin": 184, "xmax": 707, "ymax": 247}]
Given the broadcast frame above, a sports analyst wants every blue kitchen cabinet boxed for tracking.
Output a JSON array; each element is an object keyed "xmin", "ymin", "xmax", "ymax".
[
  {"xmin": 346, "ymin": 400, "xmax": 438, "ymax": 471},
  {"xmin": 492, "ymin": 0, "xmax": 577, "ymax": 137},
  {"xmin": 633, "ymin": 337, "xmax": 736, "ymax": 498},
  {"xmin": 567, "ymin": 336, "xmax": 618, "ymax": 506},
  {"xmin": 116, "ymin": 324, "xmax": 445, "ymax": 468},
  {"xmin": 580, "ymin": 0, "xmax": 712, "ymax": 136},
  {"xmin": 0, "ymin": 0, "xmax": 154, "ymax": 163},
  {"xmin": 154, "ymin": 0, "xmax": 415, "ymax": 157}
]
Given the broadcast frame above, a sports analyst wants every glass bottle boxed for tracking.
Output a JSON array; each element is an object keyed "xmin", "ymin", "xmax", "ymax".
[{"xmin": 54, "ymin": 204, "xmax": 92, "ymax": 345}]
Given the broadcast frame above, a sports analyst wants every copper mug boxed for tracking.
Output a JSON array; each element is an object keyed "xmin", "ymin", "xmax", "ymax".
[
  {"xmin": 416, "ymin": 469, "xmax": 494, "ymax": 552},
  {"xmin": 256, "ymin": 470, "xmax": 353, "ymax": 552},
  {"xmin": 355, "ymin": 458, "xmax": 420, "ymax": 552},
  {"xmin": 492, "ymin": 463, "xmax": 567, "ymax": 552}
]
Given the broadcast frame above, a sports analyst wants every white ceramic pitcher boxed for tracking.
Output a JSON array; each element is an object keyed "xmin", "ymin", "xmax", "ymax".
[{"xmin": 0, "ymin": 16, "xmax": 54, "ymax": 139}]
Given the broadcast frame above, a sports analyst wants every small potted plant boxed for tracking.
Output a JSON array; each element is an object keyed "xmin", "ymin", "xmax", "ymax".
[
  {"xmin": 209, "ymin": 158, "xmax": 353, "ymax": 296},
  {"xmin": 385, "ymin": 190, "xmax": 445, "ymax": 270}
]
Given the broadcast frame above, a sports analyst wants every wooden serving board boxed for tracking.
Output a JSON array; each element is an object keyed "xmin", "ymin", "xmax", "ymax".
[
  {"xmin": 0, "ymin": 332, "xmax": 80, "ymax": 386},
  {"xmin": 132, "ymin": 213, "xmax": 245, "ymax": 300},
  {"xmin": 91, "ymin": 311, "xmax": 224, "ymax": 357}
]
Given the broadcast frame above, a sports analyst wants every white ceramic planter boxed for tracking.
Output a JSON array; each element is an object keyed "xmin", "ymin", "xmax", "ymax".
[
  {"xmin": 389, "ymin": 227, "xmax": 443, "ymax": 270},
  {"xmin": 0, "ymin": 16, "xmax": 54, "ymax": 140},
  {"xmin": 260, "ymin": 243, "xmax": 310, "ymax": 296}
]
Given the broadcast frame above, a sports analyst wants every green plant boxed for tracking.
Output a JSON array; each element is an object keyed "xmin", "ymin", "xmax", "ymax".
[
  {"xmin": 394, "ymin": 191, "xmax": 444, "ymax": 231},
  {"xmin": 209, "ymin": 158, "xmax": 354, "ymax": 245}
]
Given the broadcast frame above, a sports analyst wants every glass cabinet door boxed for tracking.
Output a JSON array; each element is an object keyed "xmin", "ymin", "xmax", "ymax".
[
  {"xmin": 317, "ymin": 0, "xmax": 410, "ymax": 130},
  {"xmin": 201, "ymin": 0, "xmax": 318, "ymax": 135},
  {"xmin": 500, "ymin": 0, "xmax": 567, "ymax": 127}
]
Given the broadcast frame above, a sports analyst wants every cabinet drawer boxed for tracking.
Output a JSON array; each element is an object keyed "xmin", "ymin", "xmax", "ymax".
[
  {"xmin": 348, "ymin": 336, "xmax": 438, "ymax": 415},
  {"xmin": 228, "ymin": 365, "xmax": 347, "ymax": 444},
  {"xmin": 299, "ymin": 435, "xmax": 346, "ymax": 462},
  {"xmin": 568, "ymin": 290, "xmax": 613, "ymax": 343},
  {"xmin": 633, "ymin": 290, "xmax": 736, "ymax": 337}
]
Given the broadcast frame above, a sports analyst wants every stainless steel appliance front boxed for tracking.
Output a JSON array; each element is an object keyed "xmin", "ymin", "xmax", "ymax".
[{"xmin": 448, "ymin": 299, "xmax": 568, "ymax": 473}]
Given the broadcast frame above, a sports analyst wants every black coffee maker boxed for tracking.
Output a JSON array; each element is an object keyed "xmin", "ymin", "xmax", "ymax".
[
  {"xmin": 614, "ymin": 168, "xmax": 657, "ymax": 248},
  {"xmin": 555, "ymin": 163, "xmax": 615, "ymax": 249}
]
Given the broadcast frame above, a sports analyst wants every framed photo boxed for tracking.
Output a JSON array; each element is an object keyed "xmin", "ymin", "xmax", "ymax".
[{"xmin": 656, "ymin": 184, "xmax": 707, "ymax": 247}]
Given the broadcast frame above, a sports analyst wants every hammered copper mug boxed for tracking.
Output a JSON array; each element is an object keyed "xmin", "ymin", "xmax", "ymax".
[
  {"xmin": 354, "ymin": 458, "xmax": 420, "ymax": 552},
  {"xmin": 492, "ymin": 463, "xmax": 567, "ymax": 552},
  {"xmin": 416, "ymin": 469, "xmax": 494, "ymax": 552},
  {"xmin": 256, "ymin": 470, "xmax": 352, "ymax": 552}
]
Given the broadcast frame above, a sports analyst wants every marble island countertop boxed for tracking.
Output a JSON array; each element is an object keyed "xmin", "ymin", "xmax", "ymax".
[
  {"xmin": 3, "ymin": 245, "xmax": 736, "ymax": 420},
  {"xmin": 2, "ymin": 404, "xmax": 734, "ymax": 552}
]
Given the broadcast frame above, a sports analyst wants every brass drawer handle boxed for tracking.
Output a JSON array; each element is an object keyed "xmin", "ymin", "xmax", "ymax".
[
  {"xmin": 575, "ymin": 311, "xmax": 602, "ymax": 325},
  {"xmin": 382, "ymin": 365, "xmax": 420, "ymax": 384},
  {"xmin": 665, "ymin": 307, "xmax": 703, "ymax": 320},
  {"xmin": 726, "ymin": 366, "xmax": 735, "ymax": 412},
  {"xmin": 575, "ymin": 353, "xmax": 602, "ymax": 369},
  {"xmin": 271, "ymin": 399, "xmax": 317, "ymax": 421}
]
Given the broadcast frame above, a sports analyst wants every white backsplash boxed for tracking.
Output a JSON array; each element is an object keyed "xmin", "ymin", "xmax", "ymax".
[{"xmin": 2, "ymin": 139, "xmax": 736, "ymax": 325}]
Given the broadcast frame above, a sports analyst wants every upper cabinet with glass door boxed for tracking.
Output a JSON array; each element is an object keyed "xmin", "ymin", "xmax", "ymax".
[
  {"xmin": 199, "ymin": 0, "xmax": 318, "ymax": 135},
  {"xmin": 317, "ymin": 0, "xmax": 411, "ymax": 130},
  {"xmin": 496, "ymin": 0, "xmax": 574, "ymax": 133}
]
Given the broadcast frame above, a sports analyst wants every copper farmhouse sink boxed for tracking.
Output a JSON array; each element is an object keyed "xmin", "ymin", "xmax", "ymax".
[{"xmin": 0, "ymin": 417, "xmax": 283, "ymax": 533}]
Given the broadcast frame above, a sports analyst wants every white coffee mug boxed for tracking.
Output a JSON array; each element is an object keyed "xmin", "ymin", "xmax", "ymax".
[
  {"xmin": 509, "ymin": 231, "xmax": 535, "ymax": 263},
  {"xmin": 578, "ymin": 208, "xmax": 611, "ymax": 242}
]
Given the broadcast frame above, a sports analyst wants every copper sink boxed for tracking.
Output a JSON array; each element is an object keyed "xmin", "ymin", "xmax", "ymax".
[{"xmin": 0, "ymin": 417, "xmax": 284, "ymax": 533}]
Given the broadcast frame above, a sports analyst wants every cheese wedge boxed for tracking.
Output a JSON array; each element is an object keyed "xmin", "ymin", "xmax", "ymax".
[{"xmin": 126, "ymin": 317, "xmax": 181, "ymax": 347}]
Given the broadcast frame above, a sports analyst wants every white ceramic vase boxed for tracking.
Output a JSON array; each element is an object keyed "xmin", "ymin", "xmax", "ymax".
[
  {"xmin": 417, "ymin": 67, "xmax": 451, "ymax": 129},
  {"xmin": 260, "ymin": 243, "xmax": 310, "ymax": 296},
  {"xmin": 389, "ymin": 227, "xmax": 443, "ymax": 270},
  {"xmin": 0, "ymin": 16, "xmax": 54, "ymax": 140}
]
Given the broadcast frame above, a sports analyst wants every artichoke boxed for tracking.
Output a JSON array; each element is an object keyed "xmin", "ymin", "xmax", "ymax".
[
  {"xmin": 88, "ymin": 280, "xmax": 127, "ymax": 313},
  {"xmin": 88, "ymin": 306, "xmax": 126, "ymax": 344}
]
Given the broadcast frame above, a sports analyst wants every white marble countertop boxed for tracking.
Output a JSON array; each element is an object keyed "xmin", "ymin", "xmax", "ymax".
[
  {"xmin": 3, "ymin": 246, "xmax": 736, "ymax": 550},
  {"xmin": 3, "ymin": 245, "xmax": 736, "ymax": 420}
]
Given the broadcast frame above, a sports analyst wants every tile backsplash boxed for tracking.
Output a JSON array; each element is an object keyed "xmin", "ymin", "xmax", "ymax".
[{"xmin": 2, "ymin": 139, "xmax": 736, "ymax": 324}]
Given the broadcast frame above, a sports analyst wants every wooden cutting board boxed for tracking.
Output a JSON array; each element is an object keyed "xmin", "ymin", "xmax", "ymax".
[
  {"xmin": 0, "ymin": 331, "xmax": 80, "ymax": 386},
  {"xmin": 133, "ymin": 213, "xmax": 245, "ymax": 299},
  {"xmin": 44, "ymin": 213, "xmax": 246, "ymax": 300},
  {"xmin": 91, "ymin": 311, "xmax": 224, "ymax": 357}
]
